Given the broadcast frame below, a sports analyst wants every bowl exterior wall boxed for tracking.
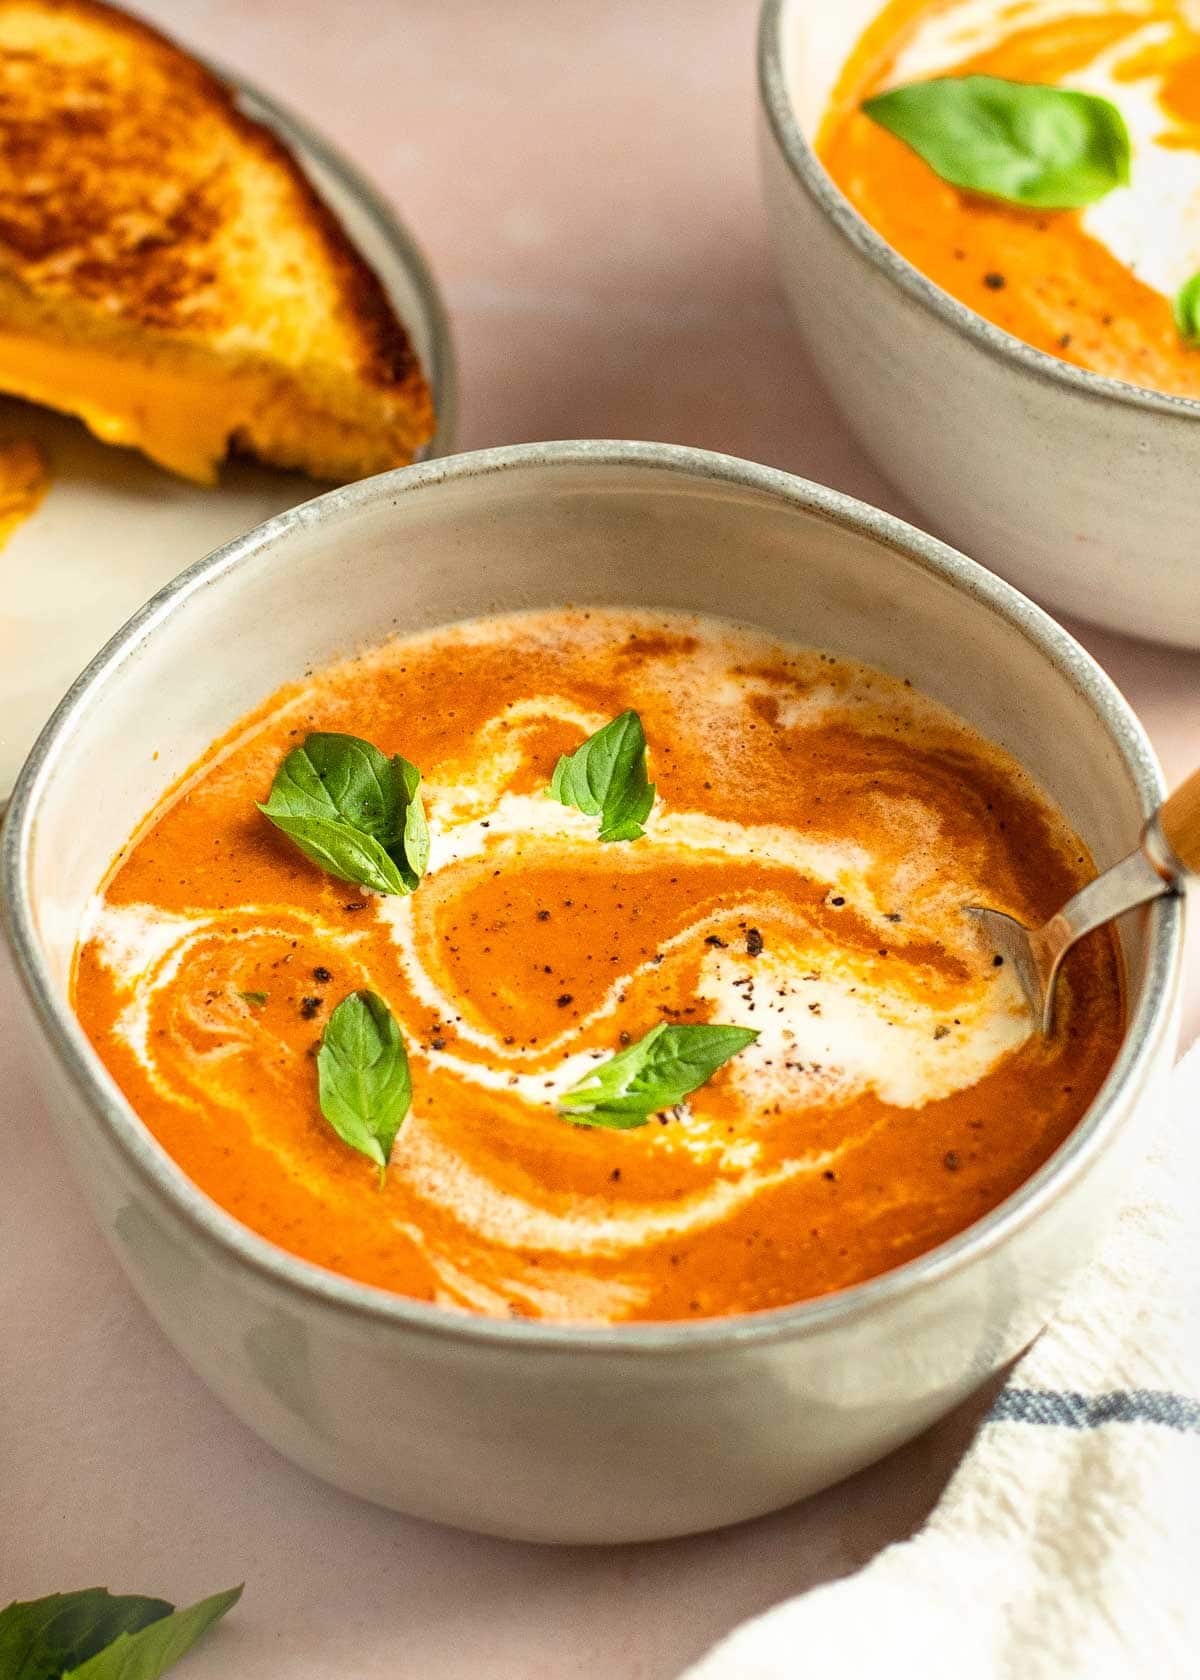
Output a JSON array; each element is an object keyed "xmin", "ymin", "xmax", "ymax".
[
  {"xmin": 14, "ymin": 972, "xmax": 1175, "ymax": 1543},
  {"xmin": 757, "ymin": 97, "xmax": 1200, "ymax": 649}
]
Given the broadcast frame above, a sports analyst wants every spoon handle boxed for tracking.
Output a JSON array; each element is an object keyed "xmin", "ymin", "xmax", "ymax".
[{"xmin": 1157, "ymin": 768, "xmax": 1200, "ymax": 878}]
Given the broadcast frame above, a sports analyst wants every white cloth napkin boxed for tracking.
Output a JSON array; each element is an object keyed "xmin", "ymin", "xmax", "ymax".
[{"xmin": 684, "ymin": 1043, "xmax": 1200, "ymax": 1680}]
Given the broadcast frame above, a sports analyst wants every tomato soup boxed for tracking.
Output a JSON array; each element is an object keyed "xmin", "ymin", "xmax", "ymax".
[
  {"xmin": 72, "ymin": 610, "xmax": 1124, "ymax": 1323},
  {"xmin": 819, "ymin": 0, "xmax": 1200, "ymax": 396}
]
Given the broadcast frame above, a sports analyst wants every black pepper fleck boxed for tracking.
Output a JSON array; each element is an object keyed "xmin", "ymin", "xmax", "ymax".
[
  {"xmin": 746, "ymin": 928, "xmax": 764, "ymax": 957},
  {"xmin": 299, "ymin": 996, "xmax": 322, "ymax": 1020}
]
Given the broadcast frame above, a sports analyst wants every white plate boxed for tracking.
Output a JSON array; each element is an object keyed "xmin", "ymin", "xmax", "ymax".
[{"xmin": 0, "ymin": 75, "xmax": 456, "ymax": 799}]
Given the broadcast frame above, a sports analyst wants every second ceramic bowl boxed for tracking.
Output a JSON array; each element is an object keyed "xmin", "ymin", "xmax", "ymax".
[{"xmin": 758, "ymin": 0, "xmax": 1200, "ymax": 649}]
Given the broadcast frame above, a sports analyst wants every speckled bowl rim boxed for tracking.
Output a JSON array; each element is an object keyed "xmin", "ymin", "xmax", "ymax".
[
  {"xmin": 758, "ymin": 0, "xmax": 1200, "ymax": 426},
  {"xmin": 1, "ymin": 441, "xmax": 1183, "ymax": 1355}
]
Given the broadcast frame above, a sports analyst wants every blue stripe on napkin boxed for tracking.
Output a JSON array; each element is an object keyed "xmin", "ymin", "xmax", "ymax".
[{"xmin": 990, "ymin": 1388, "xmax": 1200, "ymax": 1433}]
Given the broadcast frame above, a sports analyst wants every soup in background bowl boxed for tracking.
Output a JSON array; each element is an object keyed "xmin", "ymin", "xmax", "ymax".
[
  {"xmin": 820, "ymin": 0, "xmax": 1200, "ymax": 398},
  {"xmin": 758, "ymin": 0, "xmax": 1200, "ymax": 648},
  {"xmin": 1, "ymin": 442, "xmax": 1181, "ymax": 1541}
]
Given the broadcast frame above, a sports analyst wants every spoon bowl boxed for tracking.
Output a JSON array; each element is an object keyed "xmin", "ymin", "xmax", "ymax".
[{"xmin": 967, "ymin": 779, "xmax": 1199, "ymax": 1034}]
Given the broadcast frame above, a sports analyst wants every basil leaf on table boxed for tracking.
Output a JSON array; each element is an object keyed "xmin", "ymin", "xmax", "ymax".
[
  {"xmin": 548, "ymin": 710, "xmax": 656, "ymax": 842},
  {"xmin": 0, "ymin": 1586, "xmax": 240, "ymax": 1680},
  {"xmin": 62, "ymin": 1588, "xmax": 242, "ymax": 1680},
  {"xmin": 259, "ymin": 732, "xmax": 428, "ymax": 896},
  {"xmin": 862, "ymin": 75, "xmax": 1131, "ymax": 209},
  {"xmin": 317, "ymin": 990, "xmax": 412, "ymax": 1184},
  {"xmin": 558, "ymin": 1022, "xmax": 759, "ymax": 1129},
  {"xmin": 1174, "ymin": 271, "xmax": 1200, "ymax": 345},
  {"xmin": 0, "ymin": 1589, "xmax": 172, "ymax": 1679}
]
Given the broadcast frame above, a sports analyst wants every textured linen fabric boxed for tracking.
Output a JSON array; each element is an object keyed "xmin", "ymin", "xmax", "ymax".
[{"xmin": 684, "ymin": 1044, "xmax": 1200, "ymax": 1680}]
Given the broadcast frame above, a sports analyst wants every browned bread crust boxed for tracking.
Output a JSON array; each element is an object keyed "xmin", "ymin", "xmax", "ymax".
[{"xmin": 0, "ymin": 0, "xmax": 434, "ymax": 480}]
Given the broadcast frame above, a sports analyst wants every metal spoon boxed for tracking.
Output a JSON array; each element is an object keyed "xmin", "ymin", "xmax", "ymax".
[{"xmin": 965, "ymin": 768, "xmax": 1200, "ymax": 1035}]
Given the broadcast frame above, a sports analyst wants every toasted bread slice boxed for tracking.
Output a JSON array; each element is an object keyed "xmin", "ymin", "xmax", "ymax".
[{"xmin": 0, "ymin": 0, "xmax": 434, "ymax": 482}]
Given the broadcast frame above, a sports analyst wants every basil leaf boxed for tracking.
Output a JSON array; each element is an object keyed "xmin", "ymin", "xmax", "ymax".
[
  {"xmin": 1174, "ymin": 271, "xmax": 1200, "ymax": 345},
  {"xmin": 559, "ymin": 1022, "xmax": 758, "ymax": 1129},
  {"xmin": 259, "ymin": 732, "xmax": 427, "ymax": 896},
  {"xmin": 0, "ymin": 1590, "xmax": 172, "ymax": 1680},
  {"xmin": 548, "ymin": 710, "xmax": 655, "ymax": 842},
  {"xmin": 862, "ymin": 75, "xmax": 1131, "ymax": 209},
  {"xmin": 317, "ymin": 990, "xmax": 412, "ymax": 1184},
  {"xmin": 62, "ymin": 1588, "xmax": 242, "ymax": 1680}
]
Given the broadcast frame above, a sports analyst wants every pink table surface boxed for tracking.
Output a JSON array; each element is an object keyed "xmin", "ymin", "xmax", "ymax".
[{"xmin": 3, "ymin": 2, "xmax": 1197, "ymax": 1672}]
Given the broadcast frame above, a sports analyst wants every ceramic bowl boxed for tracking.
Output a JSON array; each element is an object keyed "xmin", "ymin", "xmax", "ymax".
[
  {"xmin": 758, "ymin": 0, "xmax": 1200, "ymax": 649},
  {"xmin": 1, "ymin": 442, "xmax": 1183, "ymax": 1543}
]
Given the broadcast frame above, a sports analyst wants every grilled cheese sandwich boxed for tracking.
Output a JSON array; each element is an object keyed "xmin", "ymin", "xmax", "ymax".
[{"xmin": 0, "ymin": 0, "xmax": 435, "ymax": 482}]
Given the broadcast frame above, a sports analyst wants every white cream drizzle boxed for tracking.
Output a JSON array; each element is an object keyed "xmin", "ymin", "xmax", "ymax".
[
  {"xmin": 1077, "ymin": 23, "xmax": 1200, "ymax": 299},
  {"xmin": 87, "ymin": 902, "xmax": 373, "ymax": 1117},
  {"xmin": 379, "ymin": 788, "xmax": 1025, "ymax": 1126},
  {"xmin": 888, "ymin": 0, "xmax": 1157, "ymax": 77}
]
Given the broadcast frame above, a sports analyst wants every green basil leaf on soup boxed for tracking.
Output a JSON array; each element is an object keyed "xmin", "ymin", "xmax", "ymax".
[
  {"xmin": 862, "ymin": 75, "xmax": 1131, "ymax": 210},
  {"xmin": 548, "ymin": 710, "xmax": 656, "ymax": 842},
  {"xmin": 61, "ymin": 1588, "xmax": 242, "ymax": 1680},
  {"xmin": 259, "ymin": 732, "xmax": 428, "ymax": 896},
  {"xmin": 0, "ymin": 1589, "xmax": 174, "ymax": 1680},
  {"xmin": 558, "ymin": 1022, "xmax": 759, "ymax": 1129},
  {"xmin": 1174, "ymin": 272, "xmax": 1200, "ymax": 345},
  {"xmin": 317, "ymin": 990, "xmax": 412, "ymax": 1184}
]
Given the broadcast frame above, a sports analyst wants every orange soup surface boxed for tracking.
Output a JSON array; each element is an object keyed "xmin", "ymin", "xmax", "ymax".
[
  {"xmin": 819, "ymin": 1, "xmax": 1200, "ymax": 396},
  {"xmin": 72, "ymin": 609, "xmax": 1124, "ymax": 1323}
]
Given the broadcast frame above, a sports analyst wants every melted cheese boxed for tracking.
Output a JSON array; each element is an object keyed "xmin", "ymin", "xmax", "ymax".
[
  {"xmin": 0, "ymin": 436, "xmax": 49, "ymax": 546},
  {"xmin": 0, "ymin": 328, "xmax": 268, "ymax": 483}
]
